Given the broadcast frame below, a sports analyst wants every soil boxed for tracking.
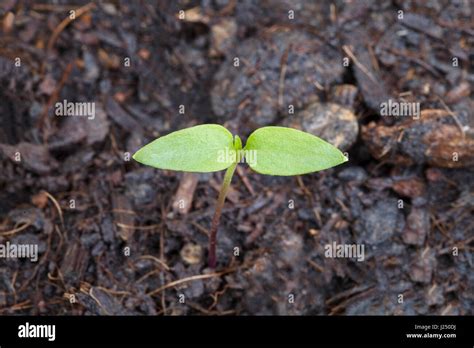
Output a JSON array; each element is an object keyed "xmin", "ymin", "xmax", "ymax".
[{"xmin": 0, "ymin": 0, "xmax": 473, "ymax": 315}]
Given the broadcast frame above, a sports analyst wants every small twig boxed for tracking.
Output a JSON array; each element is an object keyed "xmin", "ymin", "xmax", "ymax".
[
  {"xmin": 437, "ymin": 96, "xmax": 466, "ymax": 138},
  {"xmin": 208, "ymin": 284, "xmax": 230, "ymax": 310},
  {"xmin": 306, "ymin": 258, "xmax": 324, "ymax": 273},
  {"xmin": 367, "ymin": 44, "xmax": 380, "ymax": 72},
  {"xmin": 38, "ymin": 61, "xmax": 74, "ymax": 135},
  {"xmin": 191, "ymin": 221, "xmax": 210, "ymax": 237},
  {"xmin": 0, "ymin": 300, "xmax": 32, "ymax": 313},
  {"xmin": 47, "ymin": 2, "xmax": 95, "ymax": 52},
  {"xmin": 88, "ymin": 288, "xmax": 111, "ymax": 315},
  {"xmin": 116, "ymin": 223, "xmax": 159, "ymax": 231},
  {"xmin": 95, "ymin": 287, "xmax": 131, "ymax": 296},
  {"xmin": 136, "ymin": 269, "xmax": 161, "ymax": 284},
  {"xmin": 342, "ymin": 45, "xmax": 378, "ymax": 85},
  {"xmin": 0, "ymin": 222, "xmax": 32, "ymax": 236},
  {"xmin": 111, "ymin": 209, "xmax": 138, "ymax": 216},
  {"xmin": 186, "ymin": 301, "xmax": 236, "ymax": 315},
  {"xmin": 147, "ymin": 267, "xmax": 238, "ymax": 297},
  {"xmin": 217, "ymin": 0, "xmax": 237, "ymax": 16},
  {"xmin": 236, "ymin": 166, "xmax": 255, "ymax": 196},
  {"xmin": 43, "ymin": 191, "xmax": 64, "ymax": 227},
  {"xmin": 137, "ymin": 255, "xmax": 170, "ymax": 271}
]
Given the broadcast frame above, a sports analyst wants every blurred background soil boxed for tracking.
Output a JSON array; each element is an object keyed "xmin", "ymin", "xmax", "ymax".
[{"xmin": 0, "ymin": 0, "xmax": 473, "ymax": 315}]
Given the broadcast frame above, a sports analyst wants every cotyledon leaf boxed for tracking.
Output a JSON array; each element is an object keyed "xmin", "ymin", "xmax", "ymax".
[
  {"xmin": 133, "ymin": 124, "xmax": 235, "ymax": 173},
  {"xmin": 244, "ymin": 126, "xmax": 348, "ymax": 176}
]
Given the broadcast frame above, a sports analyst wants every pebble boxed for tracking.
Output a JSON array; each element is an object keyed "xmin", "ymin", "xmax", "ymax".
[
  {"xmin": 180, "ymin": 243, "xmax": 203, "ymax": 265},
  {"xmin": 209, "ymin": 18, "xmax": 237, "ymax": 57},
  {"xmin": 402, "ymin": 207, "xmax": 429, "ymax": 246},
  {"xmin": 330, "ymin": 84, "xmax": 359, "ymax": 110},
  {"xmin": 284, "ymin": 102, "xmax": 359, "ymax": 151}
]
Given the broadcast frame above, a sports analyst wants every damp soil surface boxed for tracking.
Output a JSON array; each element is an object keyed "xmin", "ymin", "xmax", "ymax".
[{"xmin": 0, "ymin": 1, "xmax": 473, "ymax": 315}]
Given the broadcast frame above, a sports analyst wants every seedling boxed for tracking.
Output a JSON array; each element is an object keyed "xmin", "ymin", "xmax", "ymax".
[{"xmin": 133, "ymin": 124, "xmax": 347, "ymax": 268}]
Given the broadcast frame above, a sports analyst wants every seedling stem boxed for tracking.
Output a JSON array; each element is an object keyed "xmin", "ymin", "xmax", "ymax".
[{"xmin": 208, "ymin": 162, "xmax": 237, "ymax": 268}]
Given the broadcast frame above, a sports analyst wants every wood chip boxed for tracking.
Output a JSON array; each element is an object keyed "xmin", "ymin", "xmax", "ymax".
[{"xmin": 172, "ymin": 172, "xmax": 199, "ymax": 215}]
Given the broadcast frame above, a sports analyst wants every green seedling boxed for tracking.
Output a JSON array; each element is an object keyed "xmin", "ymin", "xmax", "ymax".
[{"xmin": 133, "ymin": 124, "xmax": 347, "ymax": 268}]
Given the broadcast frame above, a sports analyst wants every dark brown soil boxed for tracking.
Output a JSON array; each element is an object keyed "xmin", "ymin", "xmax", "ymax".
[{"xmin": 0, "ymin": 0, "xmax": 472, "ymax": 315}]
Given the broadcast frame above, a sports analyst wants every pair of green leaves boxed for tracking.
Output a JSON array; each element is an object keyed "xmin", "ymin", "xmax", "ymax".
[{"xmin": 133, "ymin": 124, "xmax": 347, "ymax": 176}]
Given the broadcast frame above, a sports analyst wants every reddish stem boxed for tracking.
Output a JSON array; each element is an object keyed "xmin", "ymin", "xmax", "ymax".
[{"xmin": 208, "ymin": 162, "xmax": 237, "ymax": 268}]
